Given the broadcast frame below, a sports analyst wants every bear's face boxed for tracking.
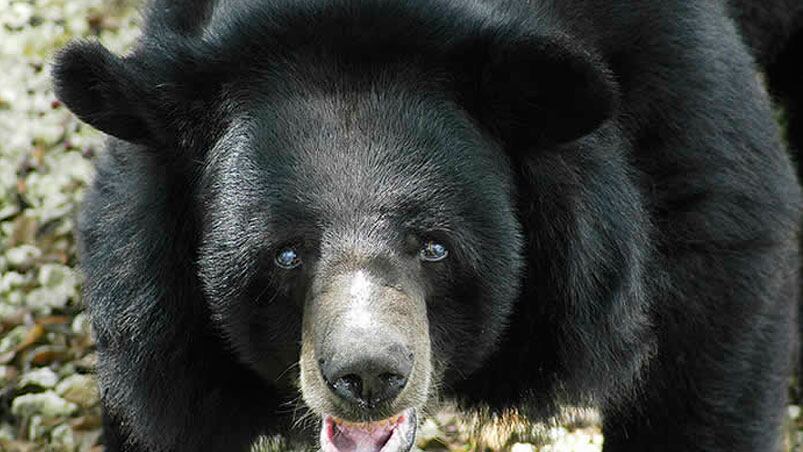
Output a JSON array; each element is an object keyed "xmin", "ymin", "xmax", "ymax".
[
  {"xmin": 196, "ymin": 67, "xmax": 525, "ymax": 447},
  {"xmin": 52, "ymin": 4, "xmax": 620, "ymax": 447}
]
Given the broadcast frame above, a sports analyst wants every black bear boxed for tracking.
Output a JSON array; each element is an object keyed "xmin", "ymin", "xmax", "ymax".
[{"xmin": 53, "ymin": 0, "xmax": 802, "ymax": 450}]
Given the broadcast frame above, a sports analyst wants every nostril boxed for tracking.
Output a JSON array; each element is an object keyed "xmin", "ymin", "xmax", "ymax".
[
  {"xmin": 379, "ymin": 373, "xmax": 407, "ymax": 397},
  {"xmin": 331, "ymin": 374, "xmax": 364, "ymax": 405},
  {"xmin": 379, "ymin": 372, "xmax": 406, "ymax": 387},
  {"xmin": 341, "ymin": 374, "xmax": 362, "ymax": 392}
]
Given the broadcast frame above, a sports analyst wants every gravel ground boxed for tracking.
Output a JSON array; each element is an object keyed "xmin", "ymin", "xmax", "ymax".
[{"xmin": 0, "ymin": 1, "xmax": 799, "ymax": 451}]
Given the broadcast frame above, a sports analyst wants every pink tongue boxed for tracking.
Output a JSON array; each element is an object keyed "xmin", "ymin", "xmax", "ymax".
[{"xmin": 332, "ymin": 423, "xmax": 394, "ymax": 452}]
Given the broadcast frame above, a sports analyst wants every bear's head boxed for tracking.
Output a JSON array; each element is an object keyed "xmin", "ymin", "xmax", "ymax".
[{"xmin": 53, "ymin": 1, "xmax": 631, "ymax": 450}]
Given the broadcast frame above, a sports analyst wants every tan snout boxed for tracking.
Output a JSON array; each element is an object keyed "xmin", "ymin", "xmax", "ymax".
[{"xmin": 299, "ymin": 270, "xmax": 431, "ymax": 421}]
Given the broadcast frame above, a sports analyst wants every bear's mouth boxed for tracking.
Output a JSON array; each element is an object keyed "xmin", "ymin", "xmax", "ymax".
[{"xmin": 320, "ymin": 409, "xmax": 417, "ymax": 452}]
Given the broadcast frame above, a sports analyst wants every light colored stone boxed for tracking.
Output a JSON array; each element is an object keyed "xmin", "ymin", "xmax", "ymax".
[
  {"xmin": 25, "ymin": 264, "xmax": 78, "ymax": 313},
  {"xmin": 71, "ymin": 312, "xmax": 91, "ymax": 336},
  {"xmin": 0, "ymin": 365, "xmax": 15, "ymax": 386},
  {"xmin": 27, "ymin": 415, "xmax": 45, "ymax": 441},
  {"xmin": 50, "ymin": 424, "xmax": 77, "ymax": 452},
  {"xmin": 5, "ymin": 244, "xmax": 41, "ymax": 268},
  {"xmin": 11, "ymin": 391, "xmax": 78, "ymax": 418},
  {"xmin": 38, "ymin": 263, "xmax": 75, "ymax": 288},
  {"xmin": 56, "ymin": 374, "xmax": 99, "ymax": 408},
  {"xmin": 416, "ymin": 418, "xmax": 441, "ymax": 441},
  {"xmin": 0, "ymin": 422, "xmax": 13, "ymax": 441},
  {"xmin": 546, "ymin": 426, "xmax": 568, "ymax": 442},
  {"xmin": 18, "ymin": 367, "xmax": 59, "ymax": 390},
  {"xmin": 0, "ymin": 270, "xmax": 26, "ymax": 293},
  {"xmin": 0, "ymin": 324, "xmax": 26, "ymax": 353},
  {"xmin": 510, "ymin": 443, "xmax": 537, "ymax": 452}
]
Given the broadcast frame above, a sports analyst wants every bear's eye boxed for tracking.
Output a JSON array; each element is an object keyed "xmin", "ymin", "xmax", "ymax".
[
  {"xmin": 275, "ymin": 248, "xmax": 302, "ymax": 269},
  {"xmin": 420, "ymin": 240, "xmax": 448, "ymax": 262}
]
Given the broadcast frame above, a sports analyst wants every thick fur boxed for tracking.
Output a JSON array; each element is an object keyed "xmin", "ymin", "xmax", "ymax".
[
  {"xmin": 729, "ymin": 0, "xmax": 803, "ymax": 176},
  {"xmin": 53, "ymin": 1, "xmax": 801, "ymax": 451}
]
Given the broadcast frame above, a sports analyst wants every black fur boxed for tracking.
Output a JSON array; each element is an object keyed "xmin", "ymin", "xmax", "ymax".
[
  {"xmin": 729, "ymin": 0, "xmax": 803, "ymax": 176},
  {"xmin": 53, "ymin": 1, "xmax": 802, "ymax": 451}
]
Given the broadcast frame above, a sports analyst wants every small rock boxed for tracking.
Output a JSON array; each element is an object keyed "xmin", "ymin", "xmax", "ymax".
[
  {"xmin": 415, "ymin": 418, "xmax": 450, "ymax": 450},
  {"xmin": 56, "ymin": 374, "xmax": 99, "ymax": 408},
  {"xmin": 38, "ymin": 263, "xmax": 75, "ymax": 288},
  {"xmin": 73, "ymin": 352, "xmax": 97, "ymax": 373},
  {"xmin": 9, "ymin": 214, "xmax": 38, "ymax": 245},
  {"xmin": 14, "ymin": 324, "xmax": 45, "ymax": 353},
  {"xmin": 58, "ymin": 363, "xmax": 77, "ymax": 378},
  {"xmin": 5, "ymin": 245, "xmax": 41, "ymax": 269},
  {"xmin": 25, "ymin": 264, "xmax": 78, "ymax": 314},
  {"xmin": 0, "ymin": 325, "xmax": 27, "ymax": 354},
  {"xmin": 17, "ymin": 367, "xmax": 59, "ymax": 391},
  {"xmin": 0, "ymin": 438, "xmax": 39, "ymax": 452},
  {"xmin": 27, "ymin": 415, "xmax": 44, "ymax": 442},
  {"xmin": 0, "ymin": 422, "xmax": 14, "ymax": 441},
  {"xmin": 71, "ymin": 312, "xmax": 91, "ymax": 336},
  {"xmin": 11, "ymin": 391, "xmax": 78, "ymax": 418},
  {"xmin": 510, "ymin": 443, "xmax": 537, "ymax": 452},
  {"xmin": 50, "ymin": 424, "xmax": 76, "ymax": 452},
  {"xmin": 0, "ymin": 271, "xmax": 28, "ymax": 293},
  {"xmin": 74, "ymin": 429, "xmax": 103, "ymax": 452},
  {"xmin": 25, "ymin": 287, "xmax": 69, "ymax": 314},
  {"xmin": 0, "ymin": 365, "xmax": 19, "ymax": 387},
  {"xmin": 1, "ymin": 290, "xmax": 24, "ymax": 308},
  {"xmin": 70, "ymin": 414, "xmax": 102, "ymax": 431},
  {"xmin": 546, "ymin": 426, "xmax": 568, "ymax": 442},
  {"xmin": 417, "ymin": 418, "xmax": 442, "ymax": 441},
  {"xmin": 28, "ymin": 344, "xmax": 71, "ymax": 367}
]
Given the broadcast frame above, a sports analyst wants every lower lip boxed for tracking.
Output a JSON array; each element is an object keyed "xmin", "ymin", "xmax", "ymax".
[{"xmin": 320, "ymin": 409, "xmax": 415, "ymax": 452}]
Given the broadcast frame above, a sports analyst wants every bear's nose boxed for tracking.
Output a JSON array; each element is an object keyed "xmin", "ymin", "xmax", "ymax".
[{"xmin": 320, "ymin": 343, "xmax": 413, "ymax": 409}]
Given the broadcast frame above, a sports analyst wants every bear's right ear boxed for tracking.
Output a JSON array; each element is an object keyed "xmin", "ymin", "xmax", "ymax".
[
  {"xmin": 53, "ymin": 41, "xmax": 155, "ymax": 144},
  {"xmin": 452, "ymin": 31, "xmax": 618, "ymax": 149}
]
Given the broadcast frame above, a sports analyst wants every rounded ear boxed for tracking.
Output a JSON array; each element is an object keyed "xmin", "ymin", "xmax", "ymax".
[
  {"xmin": 52, "ymin": 41, "xmax": 153, "ymax": 143},
  {"xmin": 458, "ymin": 34, "xmax": 619, "ymax": 148}
]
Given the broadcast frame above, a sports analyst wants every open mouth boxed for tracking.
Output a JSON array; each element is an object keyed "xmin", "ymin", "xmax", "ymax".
[{"xmin": 320, "ymin": 409, "xmax": 417, "ymax": 452}]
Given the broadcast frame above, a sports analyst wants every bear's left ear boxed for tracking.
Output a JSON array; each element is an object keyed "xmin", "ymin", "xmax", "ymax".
[
  {"xmin": 457, "ymin": 33, "xmax": 619, "ymax": 148},
  {"xmin": 52, "ymin": 41, "xmax": 159, "ymax": 144}
]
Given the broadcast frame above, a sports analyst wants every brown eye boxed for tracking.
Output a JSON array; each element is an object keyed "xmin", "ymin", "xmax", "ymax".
[
  {"xmin": 420, "ymin": 241, "xmax": 448, "ymax": 262},
  {"xmin": 275, "ymin": 248, "xmax": 302, "ymax": 269}
]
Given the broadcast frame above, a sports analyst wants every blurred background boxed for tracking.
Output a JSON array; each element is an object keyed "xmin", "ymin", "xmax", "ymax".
[{"xmin": 0, "ymin": 1, "xmax": 799, "ymax": 450}]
